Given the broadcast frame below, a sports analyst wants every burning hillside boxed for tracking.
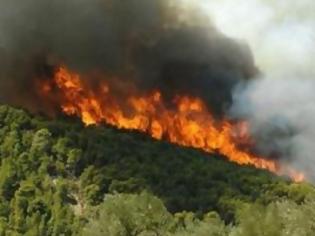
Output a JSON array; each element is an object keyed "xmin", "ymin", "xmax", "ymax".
[
  {"xmin": 0, "ymin": 1, "xmax": 315, "ymax": 235},
  {"xmin": 0, "ymin": 0, "xmax": 310, "ymax": 182},
  {"xmin": 36, "ymin": 66, "xmax": 304, "ymax": 182}
]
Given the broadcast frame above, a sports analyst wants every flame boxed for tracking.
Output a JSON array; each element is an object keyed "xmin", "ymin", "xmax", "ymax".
[{"xmin": 39, "ymin": 66, "xmax": 305, "ymax": 182}]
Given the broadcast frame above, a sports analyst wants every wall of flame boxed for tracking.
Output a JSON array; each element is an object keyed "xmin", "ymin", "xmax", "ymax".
[{"xmin": 38, "ymin": 66, "xmax": 305, "ymax": 182}]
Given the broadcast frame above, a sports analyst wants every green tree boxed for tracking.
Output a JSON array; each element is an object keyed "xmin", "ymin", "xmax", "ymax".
[
  {"xmin": 231, "ymin": 200, "xmax": 315, "ymax": 236},
  {"xmin": 83, "ymin": 192, "xmax": 174, "ymax": 236}
]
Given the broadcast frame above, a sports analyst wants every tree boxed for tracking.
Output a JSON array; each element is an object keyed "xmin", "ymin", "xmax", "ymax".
[
  {"xmin": 231, "ymin": 200, "xmax": 315, "ymax": 236},
  {"xmin": 30, "ymin": 129, "xmax": 52, "ymax": 157},
  {"xmin": 83, "ymin": 192, "xmax": 174, "ymax": 236},
  {"xmin": 172, "ymin": 211, "xmax": 228, "ymax": 236}
]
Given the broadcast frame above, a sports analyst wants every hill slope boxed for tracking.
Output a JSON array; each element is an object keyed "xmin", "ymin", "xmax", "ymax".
[{"xmin": 0, "ymin": 105, "xmax": 314, "ymax": 235}]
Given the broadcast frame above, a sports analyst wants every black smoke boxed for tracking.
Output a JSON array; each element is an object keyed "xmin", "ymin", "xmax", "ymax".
[{"xmin": 0, "ymin": 0, "xmax": 258, "ymax": 116}]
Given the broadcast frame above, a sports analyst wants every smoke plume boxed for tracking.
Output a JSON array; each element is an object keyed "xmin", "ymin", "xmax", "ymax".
[
  {"xmin": 0, "ymin": 0, "xmax": 257, "ymax": 116},
  {"xmin": 4, "ymin": 0, "xmax": 313, "ymax": 179},
  {"xmin": 198, "ymin": 0, "xmax": 315, "ymax": 178}
]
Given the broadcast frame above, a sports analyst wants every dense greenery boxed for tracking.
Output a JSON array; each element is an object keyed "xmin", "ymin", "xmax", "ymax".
[
  {"xmin": 83, "ymin": 192, "xmax": 315, "ymax": 236},
  {"xmin": 0, "ymin": 104, "xmax": 314, "ymax": 235}
]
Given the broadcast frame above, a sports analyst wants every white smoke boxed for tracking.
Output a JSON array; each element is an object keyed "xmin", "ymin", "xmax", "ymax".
[{"xmin": 191, "ymin": 0, "xmax": 315, "ymax": 178}]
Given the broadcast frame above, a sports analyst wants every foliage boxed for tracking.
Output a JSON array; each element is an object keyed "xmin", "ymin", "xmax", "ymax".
[
  {"xmin": 230, "ymin": 199, "xmax": 315, "ymax": 236},
  {"xmin": 83, "ymin": 192, "xmax": 173, "ymax": 236},
  {"xmin": 0, "ymin": 105, "xmax": 314, "ymax": 235},
  {"xmin": 84, "ymin": 193, "xmax": 315, "ymax": 236}
]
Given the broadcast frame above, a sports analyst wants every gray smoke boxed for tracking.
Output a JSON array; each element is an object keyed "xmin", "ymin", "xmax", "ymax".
[
  {"xmin": 0, "ymin": 0, "xmax": 257, "ymax": 116},
  {"xmin": 198, "ymin": 0, "xmax": 315, "ymax": 179},
  {"xmin": 230, "ymin": 78, "xmax": 315, "ymax": 178}
]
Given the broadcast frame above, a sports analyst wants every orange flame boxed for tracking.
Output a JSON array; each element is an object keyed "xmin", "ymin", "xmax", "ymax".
[{"xmin": 39, "ymin": 66, "xmax": 305, "ymax": 182}]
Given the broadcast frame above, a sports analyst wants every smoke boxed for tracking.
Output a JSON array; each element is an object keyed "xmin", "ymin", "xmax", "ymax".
[
  {"xmin": 4, "ymin": 0, "xmax": 313, "ymax": 177},
  {"xmin": 0, "ymin": 0, "xmax": 257, "ymax": 116},
  {"xmin": 197, "ymin": 0, "xmax": 315, "ymax": 178}
]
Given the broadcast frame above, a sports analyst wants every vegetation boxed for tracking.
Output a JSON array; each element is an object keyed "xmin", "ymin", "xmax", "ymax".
[{"xmin": 0, "ymin": 104, "xmax": 314, "ymax": 235}]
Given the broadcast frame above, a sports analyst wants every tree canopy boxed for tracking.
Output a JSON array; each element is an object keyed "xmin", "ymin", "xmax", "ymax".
[{"xmin": 0, "ymin": 105, "xmax": 314, "ymax": 235}]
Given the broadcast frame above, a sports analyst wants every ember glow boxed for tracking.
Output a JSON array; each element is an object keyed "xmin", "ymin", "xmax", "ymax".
[{"xmin": 39, "ymin": 66, "xmax": 305, "ymax": 182}]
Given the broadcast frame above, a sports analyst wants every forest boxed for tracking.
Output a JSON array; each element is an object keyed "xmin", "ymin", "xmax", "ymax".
[{"xmin": 0, "ymin": 104, "xmax": 315, "ymax": 235}]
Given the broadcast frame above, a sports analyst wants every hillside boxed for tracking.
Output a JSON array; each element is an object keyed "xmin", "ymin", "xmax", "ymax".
[{"xmin": 0, "ymin": 104, "xmax": 314, "ymax": 235}]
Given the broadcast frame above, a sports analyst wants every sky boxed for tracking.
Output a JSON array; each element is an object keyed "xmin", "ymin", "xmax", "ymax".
[{"xmin": 193, "ymin": 0, "xmax": 315, "ymax": 178}]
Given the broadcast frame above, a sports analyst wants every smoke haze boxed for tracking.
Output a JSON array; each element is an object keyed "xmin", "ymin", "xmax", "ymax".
[
  {"xmin": 0, "ymin": 0, "xmax": 257, "ymax": 116},
  {"xmin": 1, "ymin": 0, "xmax": 315, "ymax": 178},
  {"xmin": 197, "ymin": 0, "xmax": 315, "ymax": 178}
]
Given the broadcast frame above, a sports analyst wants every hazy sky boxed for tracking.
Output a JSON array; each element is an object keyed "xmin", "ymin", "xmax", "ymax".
[
  {"xmin": 191, "ymin": 0, "xmax": 315, "ymax": 178},
  {"xmin": 192, "ymin": 0, "xmax": 315, "ymax": 78}
]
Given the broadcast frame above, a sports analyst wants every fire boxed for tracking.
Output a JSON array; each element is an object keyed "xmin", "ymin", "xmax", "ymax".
[{"xmin": 39, "ymin": 66, "xmax": 305, "ymax": 182}]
